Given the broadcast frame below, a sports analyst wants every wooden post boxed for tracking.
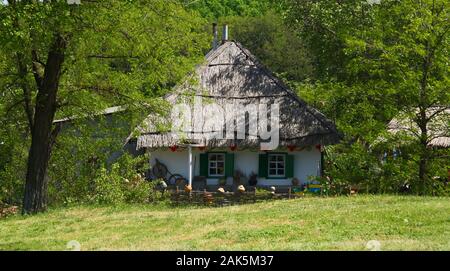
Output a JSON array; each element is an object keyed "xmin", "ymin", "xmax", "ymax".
[{"xmin": 188, "ymin": 145, "xmax": 193, "ymax": 187}]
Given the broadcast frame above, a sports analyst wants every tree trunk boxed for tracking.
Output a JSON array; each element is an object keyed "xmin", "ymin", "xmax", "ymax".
[
  {"xmin": 418, "ymin": 155, "xmax": 427, "ymax": 183},
  {"xmin": 22, "ymin": 34, "xmax": 66, "ymax": 214},
  {"xmin": 417, "ymin": 107, "xmax": 429, "ymax": 194},
  {"xmin": 416, "ymin": 35, "xmax": 433, "ymax": 194}
]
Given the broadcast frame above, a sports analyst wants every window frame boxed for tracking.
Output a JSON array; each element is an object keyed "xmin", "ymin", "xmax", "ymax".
[
  {"xmin": 267, "ymin": 153, "xmax": 286, "ymax": 178},
  {"xmin": 208, "ymin": 152, "xmax": 226, "ymax": 177}
]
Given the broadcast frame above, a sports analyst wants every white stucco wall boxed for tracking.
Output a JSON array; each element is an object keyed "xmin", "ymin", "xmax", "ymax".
[{"xmin": 148, "ymin": 148, "xmax": 321, "ymax": 186}]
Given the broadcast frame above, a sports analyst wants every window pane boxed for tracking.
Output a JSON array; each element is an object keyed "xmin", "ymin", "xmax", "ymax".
[
  {"xmin": 269, "ymin": 169, "xmax": 276, "ymax": 175},
  {"xmin": 277, "ymin": 169, "xmax": 284, "ymax": 175},
  {"xmin": 278, "ymin": 162, "xmax": 284, "ymax": 169},
  {"xmin": 208, "ymin": 153, "xmax": 227, "ymax": 176},
  {"xmin": 277, "ymin": 155, "xmax": 284, "ymax": 162},
  {"xmin": 269, "ymin": 155, "xmax": 277, "ymax": 162}
]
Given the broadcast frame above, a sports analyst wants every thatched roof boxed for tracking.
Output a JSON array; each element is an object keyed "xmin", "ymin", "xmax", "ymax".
[
  {"xmin": 135, "ymin": 41, "xmax": 341, "ymax": 150},
  {"xmin": 387, "ymin": 107, "xmax": 450, "ymax": 148}
]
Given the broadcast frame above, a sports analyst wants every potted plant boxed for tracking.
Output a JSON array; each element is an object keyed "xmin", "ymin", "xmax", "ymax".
[
  {"xmin": 218, "ymin": 177, "xmax": 227, "ymax": 186},
  {"xmin": 233, "ymin": 170, "xmax": 243, "ymax": 185},
  {"xmin": 291, "ymin": 177, "xmax": 300, "ymax": 186},
  {"xmin": 248, "ymin": 172, "xmax": 257, "ymax": 186}
]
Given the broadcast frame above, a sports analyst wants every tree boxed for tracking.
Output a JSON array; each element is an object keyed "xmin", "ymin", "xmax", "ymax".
[
  {"xmin": 185, "ymin": 1, "xmax": 312, "ymax": 81},
  {"xmin": 219, "ymin": 11, "xmax": 314, "ymax": 82},
  {"xmin": 283, "ymin": 0, "xmax": 449, "ymax": 192},
  {"xmin": 181, "ymin": 0, "xmax": 273, "ymax": 19},
  {"xmin": 0, "ymin": 0, "xmax": 208, "ymax": 214}
]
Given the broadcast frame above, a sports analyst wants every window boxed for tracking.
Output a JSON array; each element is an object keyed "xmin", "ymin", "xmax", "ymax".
[
  {"xmin": 268, "ymin": 154, "xmax": 285, "ymax": 177},
  {"xmin": 208, "ymin": 153, "xmax": 225, "ymax": 177}
]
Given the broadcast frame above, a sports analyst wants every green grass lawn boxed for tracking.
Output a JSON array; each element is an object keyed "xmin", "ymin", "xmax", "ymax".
[{"xmin": 0, "ymin": 195, "xmax": 449, "ymax": 250}]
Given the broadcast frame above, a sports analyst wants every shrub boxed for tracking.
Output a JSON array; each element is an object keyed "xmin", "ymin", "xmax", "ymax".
[
  {"xmin": 92, "ymin": 165, "xmax": 124, "ymax": 204},
  {"xmin": 148, "ymin": 178, "xmax": 171, "ymax": 204},
  {"xmin": 122, "ymin": 173, "xmax": 152, "ymax": 203},
  {"xmin": 91, "ymin": 154, "xmax": 154, "ymax": 204},
  {"xmin": 254, "ymin": 187, "xmax": 269, "ymax": 195},
  {"xmin": 0, "ymin": 161, "xmax": 25, "ymax": 205},
  {"xmin": 0, "ymin": 136, "xmax": 28, "ymax": 205}
]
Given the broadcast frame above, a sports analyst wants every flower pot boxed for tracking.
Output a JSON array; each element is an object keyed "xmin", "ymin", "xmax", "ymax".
[{"xmin": 218, "ymin": 178, "xmax": 227, "ymax": 186}]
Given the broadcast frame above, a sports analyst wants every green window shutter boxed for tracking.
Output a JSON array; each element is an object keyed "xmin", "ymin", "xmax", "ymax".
[
  {"xmin": 199, "ymin": 153, "xmax": 208, "ymax": 177},
  {"xmin": 286, "ymin": 154, "xmax": 294, "ymax": 178},
  {"xmin": 258, "ymin": 153, "xmax": 268, "ymax": 178},
  {"xmin": 225, "ymin": 153, "xmax": 234, "ymax": 177}
]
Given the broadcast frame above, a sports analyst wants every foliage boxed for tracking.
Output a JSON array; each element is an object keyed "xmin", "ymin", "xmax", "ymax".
[
  {"xmin": 182, "ymin": 0, "xmax": 274, "ymax": 19},
  {"xmin": 147, "ymin": 178, "xmax": 171, "ymax": 204},
  {"xmin": 91, "ymin": 153, "xmax": 152, "ymax": 205},
  {"xmin": 285, "ymin": 0, "xmax": 449, "ymax": 194},
  {"xmin": 219, "ymin": 11, "xmax": 314, "ymax": 81},
  {"xmin": 282, "ymin": 0, "xmax": 377, "ymax": 81},
  {"xmin": 46, "ymin": 112, "xmax": 144, "ymax": 204},
  {"xmin": 0, "ymin": 0, "xmax": 208, "ymax": 134},
  {"xmin": 116, "ymin": 154, "xmax": 151, "ymax": 204},
  {"xmin": 0, "ymin": 140, "xmax": 27, "ymax": 205},
  {"xmin": 47, "ymin": 117, "xmax": 154, "ymax": 205},
  {"xmin": 254, "ymin": 187, "xmax": 269, "ymax": 196},
  {"xmin": 0, "ymin": 0, "xmax": 209, "ymax": 212},
  {"xmin": 92, "ymin": 166, "xmax": 124, "ymax": 205},
  {"xmin": 0, "ymin": 0, "xmax": 448, "ymax": 209},
  {"xmin": 218, "ymin": 177, "xmax": 227, "ymax": 186}
]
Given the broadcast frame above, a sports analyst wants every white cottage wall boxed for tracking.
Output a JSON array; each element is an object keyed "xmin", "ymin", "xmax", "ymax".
[
  {"xmin": 149, "ymin": 149, "xmax": 201, "ymax": 179},
  {"xmin": 148, "ymin": 148, "xmax": 321, "ymax": 186}
]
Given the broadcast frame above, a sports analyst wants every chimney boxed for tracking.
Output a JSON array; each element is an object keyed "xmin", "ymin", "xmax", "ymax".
[
  {"xmin": 212, "ymin": 23, "xmax": 218, "ymax": 50},
  {"xmin": 222, "ymin": 24, "xmax": 228, "ymax": 44}
]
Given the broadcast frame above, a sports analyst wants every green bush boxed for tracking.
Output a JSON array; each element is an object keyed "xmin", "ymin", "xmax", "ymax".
[
  {"xmin": 320, "ymin": 140, "xmax": 450, "ymax": 196},
  {"xmin": 92, "ymin": 165, "xmax": 124, "ymax": 204},
  {"xmin": 122, "ymin": 173, "xmax": 152, "ymax": 203},
  {"xmin": 91, "ymin": 154, "xmax": 153, "ymax": 205},
  {"xmin": 0, "ymin": 143, "xmax": 27, "ymax": 205}
]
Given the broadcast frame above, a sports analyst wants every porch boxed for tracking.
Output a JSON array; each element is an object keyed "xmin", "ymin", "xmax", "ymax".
[{"xmin": 147, "ymin": 147, "xmax": 323, "ymax": 189}]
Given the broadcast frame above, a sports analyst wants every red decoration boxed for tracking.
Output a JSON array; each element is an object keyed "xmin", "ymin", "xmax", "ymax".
[
  {"xmin": 230, "ymin": 144, "xmax": 237, "ymax": 151},
  {"xmin": 315, "ymin": 144, "xmax": 322, "ymax": 151},
  {"xmin": 169, "ymin": 145, "xmax": 178, "ymax": 152},
  {"xmin": 287, "ymin": 145, "xmax": 296, "ymax": 152},
  {"xmin": 198, "ymin": 146, "xmax": 206, "ymax": 151}
]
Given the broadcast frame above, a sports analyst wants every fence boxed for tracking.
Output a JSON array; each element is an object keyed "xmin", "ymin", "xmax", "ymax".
[{"xmin": 168, "ymin": 188, "xmax": 302, "ymax": 207}]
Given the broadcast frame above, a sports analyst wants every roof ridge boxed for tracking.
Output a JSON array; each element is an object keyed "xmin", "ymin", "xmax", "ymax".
[{"xmin": 205, "ymin": 41, "xmax": 233, "ymax": 64}]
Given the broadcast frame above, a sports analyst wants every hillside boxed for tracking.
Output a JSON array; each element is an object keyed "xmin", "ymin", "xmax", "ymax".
[{"xmin": 1, "ymin": 195, "xmax": 449, "ymax": 251}]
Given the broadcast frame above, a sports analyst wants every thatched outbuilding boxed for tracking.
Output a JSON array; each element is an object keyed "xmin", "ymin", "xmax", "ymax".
[{"xmin": 387, "ymin": 107, "xmax": 450, "ymax": 148}]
